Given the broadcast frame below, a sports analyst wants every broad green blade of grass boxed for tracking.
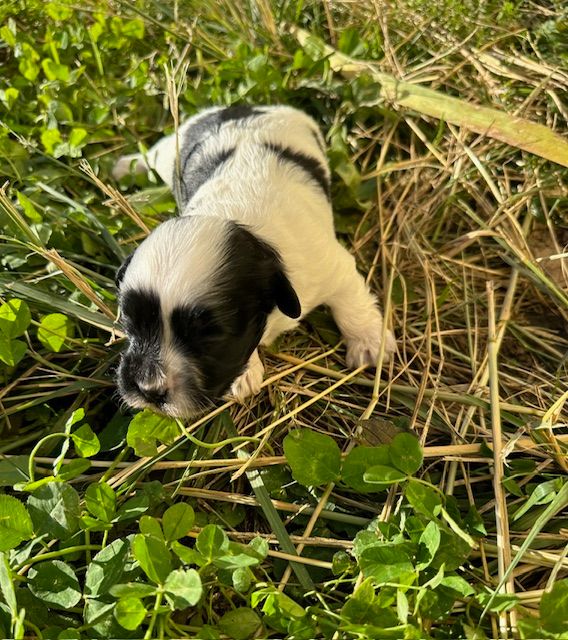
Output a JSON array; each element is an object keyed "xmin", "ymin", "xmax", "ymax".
[
  {"xmin": 481, "ymin": 481, "xmax": 568, "ymax": 620},
  {"xmin": 291, "ymin": 27, "xmax": 568, "ymax": 168},
  {"xmin": 0, "ymin": 277, "xmax": 116, "ymax": 332},
  {"xmin": 222, "ymin": 416, "xmax": 315, "ymax": 591}
]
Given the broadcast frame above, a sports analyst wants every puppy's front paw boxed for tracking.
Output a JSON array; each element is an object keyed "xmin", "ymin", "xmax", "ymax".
[
  {"xmin": 230, "ymin": 351, "xmax": 264, "ymax": 401},
  {"xmin": 346, "ymin": 328, "xmax": 396, "ymax": 368}
]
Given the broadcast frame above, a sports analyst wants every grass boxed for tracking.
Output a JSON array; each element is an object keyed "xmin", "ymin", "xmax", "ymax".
[{"xmin": 1, "ymin": 0, "xmax": 567, "ymax": 638}]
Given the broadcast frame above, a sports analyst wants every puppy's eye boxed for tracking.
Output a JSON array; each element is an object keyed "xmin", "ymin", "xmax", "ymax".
[{"xmin": 170, "ymin": 305, "xmax": 224, "ymax": 345}]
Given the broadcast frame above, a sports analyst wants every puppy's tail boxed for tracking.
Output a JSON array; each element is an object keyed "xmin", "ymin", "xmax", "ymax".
[{"xmin": 112, "ymin": 153, "xmax": 149, "ymax": 180}]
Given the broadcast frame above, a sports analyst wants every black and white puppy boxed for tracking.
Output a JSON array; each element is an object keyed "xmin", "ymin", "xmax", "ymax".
[{"xmin": 113, "ymin": 105, "xmax": 396, "ymax": 417}]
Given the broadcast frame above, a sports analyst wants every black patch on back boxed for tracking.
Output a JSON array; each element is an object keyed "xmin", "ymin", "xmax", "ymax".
[
  {"xmin": 115, "ymin": 252, "xmax": 135, "ymax": 288},
  {"xmin": 263, "ymin": 142, "xmax": 330, "ymax": 200},
  {"xmin": 179, "ymin": 147, "xmax": 236, "ymax": 207},
  {"xmin": 310, "ymin": 129, "xmax": 326, "ymax": 155},
  {"xmin": 218, "ymin": 105, "xmax": 262, "ymax": 123},
  {"xmin": 169, "ymin": 223, "xmax": 300, "ymax": 399},
  {"xmin": 177, "ymin": 105, "xmax": 263, "ymax": 208}
]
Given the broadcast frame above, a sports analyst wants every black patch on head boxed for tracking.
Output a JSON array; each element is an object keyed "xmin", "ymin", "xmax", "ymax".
[
  {"xmin": 117, "ymin": 288, "xmax": 165, "ymax": 406},
  {"xmin": 177, "ymin": 105, "xmax": 263, "ymax": 208},
  {"xmin": 263, "ymin": 142, "xmax": 330, "ymax": 200},
  {"xmin": 169, "ymin": 223, "xmax": 300, "ymax": 399},
  {"xmin": 120, "ymin": 289, "xmax": 162, "ymax": 346},
  {"xmin": 179, "ymin": 147, "xmax": 236, "ymax": 208},
  {"xmin": 225, "ymin": 224, "xmax": 301, "ymax": 321},
  {"xmin": 272, "ymin": 270, "xmax": 302, "ymax": 319}
]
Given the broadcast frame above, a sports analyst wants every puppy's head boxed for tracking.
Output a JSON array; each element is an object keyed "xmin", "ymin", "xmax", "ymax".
[{"xmin": 115, "ymin": 216, "xmax": 300, "ymax": 417}]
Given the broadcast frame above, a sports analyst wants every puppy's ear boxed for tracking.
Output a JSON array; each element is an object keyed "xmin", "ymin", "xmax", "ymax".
[
  {"xmin": 272, "ymin": 270, "xmax": 301, "ymax": 319},
  {"xmin": 115, "ymin": 252, "xmax": 135, "ymax": 289}
]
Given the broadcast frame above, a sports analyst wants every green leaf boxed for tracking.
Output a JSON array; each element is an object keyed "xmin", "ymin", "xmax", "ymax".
[
  {"xmin": 71, "ymin": 423, "xmax": 100, "ymax": 458},
  {"xmin": 0, "ymin": 24, "xmax": 16, "ymax": 48},
  {"xmin": 126, "ymin": 410, "xmax": 180, "ymax": 457},
  {"xmin": 341, "ymin": 445, "xmax": 391, "ymax": 493},
  {"xmin": 541, "ymin": 579, "xmax": 568, "ymax": 634},
  {"xmin": 417, "ymin": 521, "xmax": 441, "ymax": 569},
  {"xmin": 233, "ymin": 567, "xmax": 252, "ymax": 593},
  {"xmin": 405, "ymin": 478, "xmax": 443, "ymax": 517},
  {"xmin": 57, "ymin": 458, "xmax": 91, "ymax": 482},
  {"xmin": 213, "ymin": 552, "xmax": 262, "ymax": 570},
  {"xmin": 0, "ymin": 495, "xmax": 34, "ymax": 551},
  {"xmin": 341, "ymin": 578, "xmax": 399, "ymax": 628},
  {"xmin": 417, "ymin": 587, "xmax": 455, "ymax": 620},
  {"xmin": 363, "ymin": 464, "xmax": 407, "ymax": 485},
  {"xmin": 131, "ymin": 534, "xmax": 171, "ymax": 584},
  {"xmin": 85, "ymin": 482, "xmax": 116, "ymax": 523},
  {"xmin": 0, "ymin": 338, "xmax": 27, "ymax": 367},
  {"xmin": 114, "ymin": 597, "xmax": 146, "ymax": 631},
  {"xmin": 171, "ymin": 541, "xmax": 205, "ymax": 567},
  {"xmin": 432, "ymin": 527, "xmax": 473, "ymax": 571},
  {"xmin": 0, "ymin": 552, "xmax": 17, "ymax": 615},
  {"xmin": 332, "ymin": 550, "xmax": 352, "ymax": 575},
  {"xmin": 283, "ymin": 428, "xmax": 341, "ymax": 486},
  {"xmin": 69, "ymin": 128, "xmax": 88, "ymax": 150},
  {"xmin": 247, "ymin": 536, "xmax": 268, "ymax": 560},
  {"xmin": 111, "ymin": 17, "xmax": 145, "ymax": 39},
  {"xmin": 0, "ymin": 299, "xmax": 31, "ymax": 339},
  {"xmin": 114, "ymin": 494, "xmax": 150, "ymax": 522},
  {"xmin": 65, "ymin": 408, "xmax": 85, "ymax": 430},
  {"xmin": 196, "ymin": 524, "xmax": 229, "ymax": 562},
  {"xmin": 41, "ymin": 128, "xmax": 62, "ymax": 155},
  {"xmin": 477, "ymin": 591, "xmax": 519, "ymax": 613},
  {"xmin": 19, "ymin": 57, "xmax": 39, "ymax": 81},
  {"xmin": 164, "ymin": 568, "xmax": 202, "ymax": 609},
  {"xmin": 440, "ymin": 575, "xmax": 475, "ymax": 597},
  {"xmin": 84, "ymin": 538, "xmax": 130, "ymax": 598},
  {"xmin": 28, "ymin": 561, "xmax": 81, "ymax": 609},
  {"xmin": 397, "ymin": 589, "xmax": 409, "ymax": 624},
  {"xmin": 139, "ymin": 515, "xmax": 164, "ymax": 540},
  {"xmin": 37, "ymin": 313, "xmax": 74, "ymax": 353},
  {"xmin": 218, "ymin": 607, "xmax": 262, "ymax": 640},
  {"xmin": 162, "ymin": 503, "xmax": 195, "ymax": 543},
  {"xmin": 16, "ymin": 192, "xmax": 42, "ymax": 223},
  {"xmin": 110, "ymin": 582, "xmax": 156, "ymax": 599},
  {"xmin": 0, "ymin": 456, "xmax": 29, "ymax": 487},
  {"xmin": 27, "ymin": 483, "xmax": 80, "ymax": 540},
  {"xmin": 42, "ymin": 59, "xmax": 70, "ymax": 82},
  {"xmin": 389, "ymin": 432, "xmax": 423, "ymax": 474},
  {"xmin": 359, "ymin": 543, "xmax": 415, "ymax": 584},
  {"xmin": 45, "ymin": 2, "xmax": 74, "ymax": 20}
]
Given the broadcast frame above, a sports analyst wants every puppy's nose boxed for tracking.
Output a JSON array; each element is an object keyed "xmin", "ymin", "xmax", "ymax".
[{"xmin": 137, "ymin": 382, "xmax": 168, "ymax": 405}]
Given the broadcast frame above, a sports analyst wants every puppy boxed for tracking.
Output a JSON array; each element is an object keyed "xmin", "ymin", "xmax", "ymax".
[{"xmin": 113, "ymin": 105, "xmax": 396, "ymax": 417}]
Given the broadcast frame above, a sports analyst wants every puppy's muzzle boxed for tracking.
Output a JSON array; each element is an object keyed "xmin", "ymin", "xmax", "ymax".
[{"xmin": 136, "ymin": 381, "xmax": 168, "ymax": 406}]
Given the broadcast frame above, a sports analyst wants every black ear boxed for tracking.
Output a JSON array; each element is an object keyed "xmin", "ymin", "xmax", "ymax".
[
  {"xmin": 115, "ymin": 252, "xmax": 135, "ymax": 289},
  {"xmin": 272, "ymin": 270, "xmax": 301, "ymax": 319}
]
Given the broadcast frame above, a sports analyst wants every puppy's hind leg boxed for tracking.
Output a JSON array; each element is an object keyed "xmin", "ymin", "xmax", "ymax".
[{"xmin": 326, "ymin": 247, "xmax": 396, "ymax": 368}]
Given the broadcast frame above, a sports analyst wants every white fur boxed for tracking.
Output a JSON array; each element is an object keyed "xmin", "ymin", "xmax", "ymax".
[{"xmin": 115, "ymin": 106, "xmax": 395, "ymax": 409}]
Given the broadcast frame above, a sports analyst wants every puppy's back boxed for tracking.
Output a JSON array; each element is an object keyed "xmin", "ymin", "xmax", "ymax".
[{"xmin": 147, "ymin": 105, "xmax": 331, "ymax": 214}]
